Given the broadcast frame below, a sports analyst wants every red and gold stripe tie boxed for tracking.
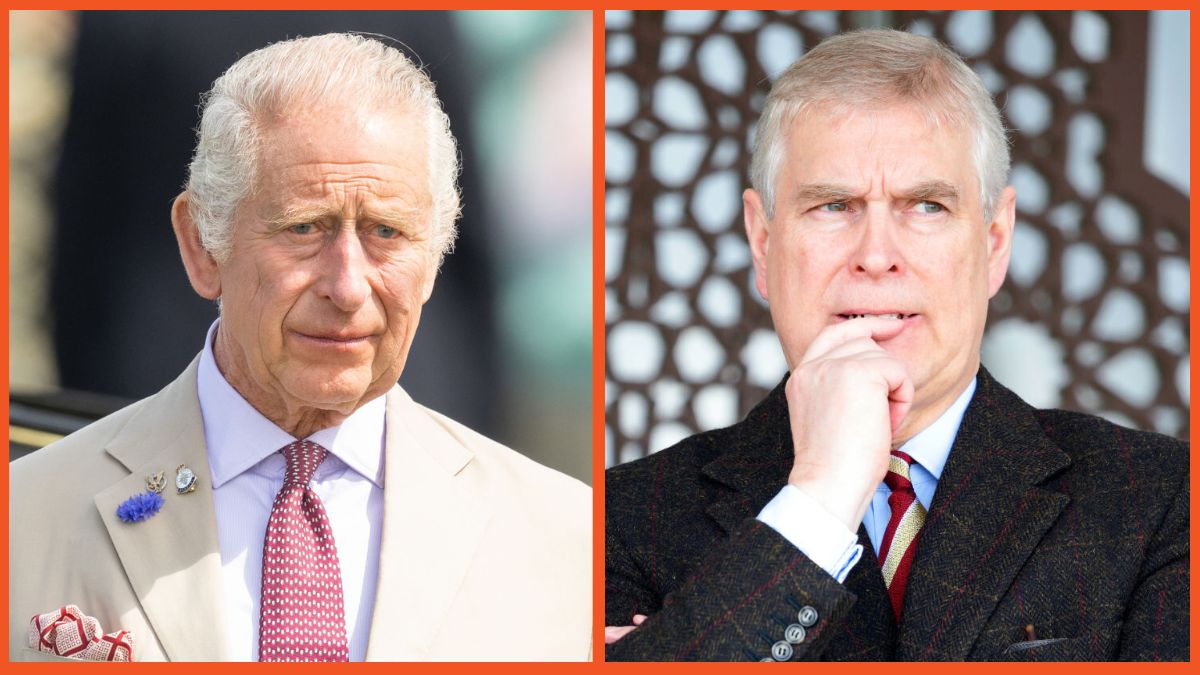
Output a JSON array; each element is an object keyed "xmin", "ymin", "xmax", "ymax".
[{"xmin": 877, "ymin": 449, "xmax": 926, "ymax": 621}]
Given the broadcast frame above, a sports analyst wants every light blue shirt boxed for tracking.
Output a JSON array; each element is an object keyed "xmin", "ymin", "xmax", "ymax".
[{"xmin": 758, "ymin": 379, "xmax": 977, "ymax": 581}]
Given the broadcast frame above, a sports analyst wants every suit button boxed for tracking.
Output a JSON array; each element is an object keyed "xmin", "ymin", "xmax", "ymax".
[
  {"xmin": 784, "ymin": 623, "xmax": 806, "ymax": 644},
  {"xmin": 797, "ymin": 605, "xmax": 818, "ymax": 627},
  {"xmin": 760, "ymin": 657, "xmax": 775, "ymax": 662},
  {"xmin": 771, "ymin": 640, "xmax": 794, "ymax": 661}
]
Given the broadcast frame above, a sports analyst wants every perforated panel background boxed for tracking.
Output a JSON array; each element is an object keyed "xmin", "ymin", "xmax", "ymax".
[{"xmin": 605, "ymin": 10, "xmax": 1189, "ymax": 466}]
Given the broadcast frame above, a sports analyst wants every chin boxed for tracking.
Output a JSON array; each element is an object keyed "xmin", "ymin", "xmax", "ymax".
[{"xmin": 286, "ymin": 371, "xmax": 373, "ymax": 408}]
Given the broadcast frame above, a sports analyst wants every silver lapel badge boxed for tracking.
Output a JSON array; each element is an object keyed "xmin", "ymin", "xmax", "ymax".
[{"xmin": 175, "ymin": 464, "xmax": 198, "ymax": 494}]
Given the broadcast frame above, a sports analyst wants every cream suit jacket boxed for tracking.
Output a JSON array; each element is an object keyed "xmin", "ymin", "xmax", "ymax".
[{"xmin": 9, "ymin": 358, "xmax": 592, "ymax": 661}]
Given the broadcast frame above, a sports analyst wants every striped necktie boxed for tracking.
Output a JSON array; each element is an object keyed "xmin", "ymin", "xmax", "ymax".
[{"xmin": 878, "ymin": 449, "xmax": 926, "ymax": 621}]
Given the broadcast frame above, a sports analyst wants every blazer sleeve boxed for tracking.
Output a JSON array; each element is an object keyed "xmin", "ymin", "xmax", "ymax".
[
  {"xmin": 606, "ymin": 517, "xmax": 857, "ymax": 661},
  {"xmin": 1116, "ymin": 467, "xmax": 1189, "ymax": 661}
]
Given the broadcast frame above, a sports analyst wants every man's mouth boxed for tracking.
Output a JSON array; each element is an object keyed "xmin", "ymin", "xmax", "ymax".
[
  {"xmin": 305, "ymin": 334, "xmax": 369, "ymax": 342},
  {"xmin": 292, "ymin": 330, "xmax": 376, "ymax": 346},
  {"xmin": 836, "ymin": 312, "xmax": 916, "ymax": 320}
]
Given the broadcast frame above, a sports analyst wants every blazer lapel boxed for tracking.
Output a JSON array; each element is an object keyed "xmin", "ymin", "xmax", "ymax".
[
  {"xmin": 702, "ymin": 381, "xmax": 793, "ymax": 534},
  {"xmin": 824, "ymin": 527, "xmax": 897, "ymax": 660},
  {"xmin": 365, "ymin": 387, "xmax": 493, "ymax": 660},
  {"xmin": 92, "ymin": 359, "xmax": 233, "ymax": 661},
  {"xmin": 897, "ymin": 369, "xmax": 1071, "ymax": 660}
]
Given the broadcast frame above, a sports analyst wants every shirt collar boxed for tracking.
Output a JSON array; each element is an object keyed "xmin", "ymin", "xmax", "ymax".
[
  {"xmin": 895, "ymin": 377, "xmax": 977, "ymax": 481},
  {"xmin": 197, "ymin": 320, "xmax": 386, "ymax": 489}
]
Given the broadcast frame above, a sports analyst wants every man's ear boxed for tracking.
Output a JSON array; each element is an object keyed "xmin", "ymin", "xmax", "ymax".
[
  {"xmin": 171, "ymin": 192, "xmax": 222, "ymax": 300},
  {"xmin": 743, "ymin": 188, "xmax": 771, "ymax": 301},
  {"xmin": 985, "ymin": 185, "xmax": 1017, "ymax": 298}
]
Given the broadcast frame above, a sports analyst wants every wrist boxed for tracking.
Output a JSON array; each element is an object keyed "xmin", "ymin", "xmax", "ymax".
[{"xmin": 789, "ymin": 473, "xmax": 873, "ymax": 531}]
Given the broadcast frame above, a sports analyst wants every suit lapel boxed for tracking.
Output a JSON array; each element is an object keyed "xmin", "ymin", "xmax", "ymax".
[
  {"xmin": 93, "ymin": 359, "xmax": 233, "ymax": 661},
  {"xmin": 702, "ymin": 381, "xmax": 793, "ymax": 534},
  {"xmin": 825, "ymin": 527, "xmax": 897, "ymax": 660},
  {"xmin": 897, "ymin": 369, "xmax": 1070, "ymax": 660},
  {"xmin": 365, "ymin": 387, "xmax": 493, "ymax": 660}
]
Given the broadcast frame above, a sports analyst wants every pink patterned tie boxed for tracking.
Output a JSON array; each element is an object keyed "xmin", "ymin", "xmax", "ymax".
[{"xmin": 258, "ymin": 440, "xmax": 349, "ymax": 662}]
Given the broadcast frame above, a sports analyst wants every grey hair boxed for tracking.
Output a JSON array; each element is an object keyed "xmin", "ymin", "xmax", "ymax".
[
  {"xmin": 185, "ymin": 33, "xmax": 461, "ymax": 264},
  {"xmin": 750, "ymin": 29, "xmax": 1010, "ymax": 221}
]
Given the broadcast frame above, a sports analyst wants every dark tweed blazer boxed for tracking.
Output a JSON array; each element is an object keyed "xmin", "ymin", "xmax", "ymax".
[{"xmin": 605, "ymin": 368, "xmax": 1189, "ymax": 661}]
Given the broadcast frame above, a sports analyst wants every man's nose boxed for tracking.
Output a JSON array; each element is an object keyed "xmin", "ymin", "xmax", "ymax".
[
  {"xmin": 318, "ymin": 228, "xmax": 372, "ymax": 310},
  {"xmin": 851, "ymin": 205, "xmax": 903, "ymax": 277}
]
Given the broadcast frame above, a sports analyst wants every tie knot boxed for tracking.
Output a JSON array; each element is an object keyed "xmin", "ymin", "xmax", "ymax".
[
  {"xmin": 280, "ymin": 440, "xmax": 328, "ymax": 488},
  {"xmin": 884, "ymin": 449, "xmax": 917, "ymax": 492}
]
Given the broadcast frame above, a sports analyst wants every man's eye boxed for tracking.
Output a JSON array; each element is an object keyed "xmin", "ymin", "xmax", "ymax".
[
  {"xmin": 289, "ymin": 223, "xmax": 316, "ymax": 235},
  {"xmin": 818, "ymin": 202, "xmax": 849, "ymax": 212},
  {"xmin": 375, "ymin": 224, "xmax": 401, "ymax": 239},
  {"xmin": 915, "ymin": 201, "xmax": 944, "ymax": 214}
]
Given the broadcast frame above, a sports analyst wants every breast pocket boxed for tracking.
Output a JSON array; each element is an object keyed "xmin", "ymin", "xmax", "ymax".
[
  {"xmin": 18, "ymin": 647, "xmax": 86, "ymax": 662},
  {"xmin": 999, "ymin": 625, "xmax": 1120, "ymax": 661}
]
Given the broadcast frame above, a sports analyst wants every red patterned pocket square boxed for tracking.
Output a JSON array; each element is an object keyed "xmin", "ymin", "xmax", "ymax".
[{"xmin": 27, "ymin": 605, "xmax": 134, "ymax": 661}]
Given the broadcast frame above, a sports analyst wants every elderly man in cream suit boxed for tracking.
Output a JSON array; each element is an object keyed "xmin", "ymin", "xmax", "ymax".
[{"xmin": 10, "ymin": 34, "xmax": 591, "ymax": 662}]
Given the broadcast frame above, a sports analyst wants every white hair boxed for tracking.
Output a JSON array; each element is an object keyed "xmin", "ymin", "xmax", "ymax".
[
  {"xmin": 185, "ymin": 33, "xmax": 461, "ymax": 264},
  {"xmin": 750, "ymin": 29, "xmax": 1010, "ymax": 221}
]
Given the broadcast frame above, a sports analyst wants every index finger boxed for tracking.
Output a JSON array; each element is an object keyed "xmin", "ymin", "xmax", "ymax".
[
  {"xmin": 605, "ymin": 625, "xmax": 639, "ymax": 644},
  {"xmin": 801, "ymin": 317, "xmax": 908, "ymax": 364}
]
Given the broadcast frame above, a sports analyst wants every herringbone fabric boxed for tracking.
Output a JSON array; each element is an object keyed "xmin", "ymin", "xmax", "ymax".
[
  {"xmin": 878, "ymin": 450, "xmax": 925, "ymax": 621},
  {"xmin": 259, "ymin": 440, "xmax": 349, "ymax": 662}
]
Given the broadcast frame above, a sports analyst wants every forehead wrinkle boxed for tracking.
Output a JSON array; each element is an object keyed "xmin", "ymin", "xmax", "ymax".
[
  {"xmin": 312, "ymin": 166, "xmax": 432, "ymax": 207},
  {"xmin": 262, "ymin": 153, "xmax": 432, "ymax": 225},
  {"xmin": 344, "ymin": 182, "xmax": 368, "ymax": 220}
]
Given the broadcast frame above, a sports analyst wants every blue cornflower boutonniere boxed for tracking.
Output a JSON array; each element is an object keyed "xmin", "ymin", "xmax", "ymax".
[{"xmin": 116, "ymin": 491, "xmax": 165, "ymax": 523}]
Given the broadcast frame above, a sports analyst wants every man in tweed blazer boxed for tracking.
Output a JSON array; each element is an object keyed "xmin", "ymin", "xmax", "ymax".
[{"xmin": 605, "ymin": 29, "xmax": 1188, "ymax": 661}]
